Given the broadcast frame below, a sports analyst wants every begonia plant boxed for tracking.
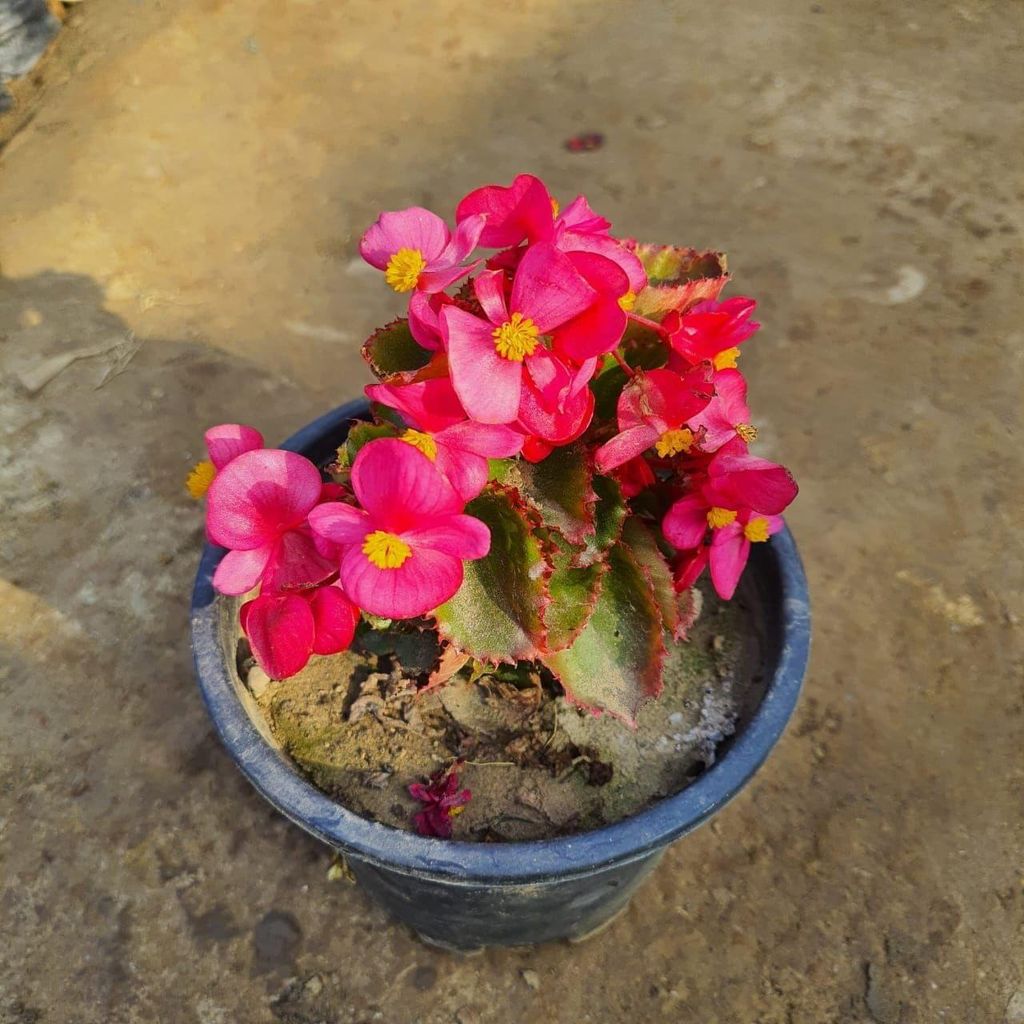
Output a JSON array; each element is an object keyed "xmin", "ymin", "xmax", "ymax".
[{"xmin": 190, "ymin": 174, "xmax": 798, "ymax": 725}]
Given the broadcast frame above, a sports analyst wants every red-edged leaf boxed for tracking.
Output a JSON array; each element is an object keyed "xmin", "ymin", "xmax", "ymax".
[
  {"xmin": 629, "ymin": 245, "xmax": 729, "ymax": 321},
  {"xmin": 493, "ymin": 443, "xmax": 596, "ymax": 546},
  {"xmin": 362, "ymin": 318, "xmax": 433, "ymax": 380},
  {"xmin": 542, "ymin": 541, "xmax": 666, "ymax": 725},
  {"xmin": 621, "ymin": 516, "xmax": 678, "ymax": 636},
  {"xmin": 542, "ymin": 531, "xmax": 607, "ymax": 653},
  {"xmin": 432, "ymin": 486, "xmax": 548, "ymax": 664},
  {"xmin": 575, "ymin": 474, "xmax": 627, "ymax": 567}
]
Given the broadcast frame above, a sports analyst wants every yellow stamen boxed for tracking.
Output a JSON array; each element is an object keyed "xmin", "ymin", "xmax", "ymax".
[
  {"xmin": 744, "ymin": 517, "xmax": 771, "ymax": 543},
  {"xmin": 384, "ymin": 247, "xmax": 427, "ymax": 292},
  {"xmin": 550, "ymin": 197, "xmax": 560, "ymax": 218},
  {"xmin": 449, "ymin": 805, "xmax": 466, "ymax": 818},
  {"xmin": 654, "ymin": 427, "xmax": 695, "ymax": 458},
  {"xmin": 362, "ymin": 530, "xmax": 412, "ymax": 570},
  {"xmin": 186, "ymin": 460, "xmax": 216, "ymax": 499},
  {"xmin": 493, "ymin": 311, "xmax": 540, "ymax": 361},
  {"xmin": 618, "ymin": 290, "xmax": 637, "ymax": 312},
  {"xmin": 735, "ymin": 422, "xmax": 758, "ymax": 443},
  {"xmin": 707, "ymin": 506, "xmax": 738, "ymax": 529},
  {"xmin": 713, "ymin": 347, "xmax": 741, "ymax": 370},
  {"xmin": 400, "ymin": 428, "xmax": 437, "ymax": 461}
]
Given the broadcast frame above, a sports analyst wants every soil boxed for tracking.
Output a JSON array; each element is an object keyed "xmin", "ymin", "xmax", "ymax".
[{"xmin": 243, "ymin": 580, "xmax": 761, "ymax": 840}]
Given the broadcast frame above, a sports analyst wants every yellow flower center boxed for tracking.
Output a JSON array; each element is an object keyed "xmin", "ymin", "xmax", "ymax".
[
  {"xmin": 362, "ymin": 530, "xmax": 412, "ymax": 570},
  {"xmin": 735, "ymin": 422, "xmax": 758, "ymax": 443},
  {"xmin": 655, "ymin": 427, "xmax": 695, "ymax": 458},
  {"xmin": 707, "ymin": 506, "xmax": 738, "ymax": 529},
  {"xmin": 186, "ymin": 459, "xmax": 216, "ymax": 499},
  {"xmin": 493, "ymin": 312, "xmax": 540, "ymax": 361},
  {"xmin": 400, "ymin": 428, "xmax": 437, "ymax": 461},
  {"xmin": 713, "ymin": 347, "xmax": 741, "ymax": 370},
  {"xmin": 618, "ymin": 290, "xmax": 637, "ymax": 312},
  {"xmin": 384, "ymin": 247, "xmax": 427, "ymax": 292},
  {"xmin": 550, "ymin": 197, "xmax": 560, "ymax": 218},
  {"xmin": 744, "ymin": 517, "xmax": 771, "ymax": 543}
]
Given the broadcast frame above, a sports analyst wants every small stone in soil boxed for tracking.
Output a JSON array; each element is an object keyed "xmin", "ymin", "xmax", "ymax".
[{"xmin": 520, "ymin": 968, "xmax": 541, "ymax": 991}]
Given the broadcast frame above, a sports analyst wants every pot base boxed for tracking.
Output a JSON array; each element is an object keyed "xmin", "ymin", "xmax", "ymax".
[{"xmin": 348, "ymin": 851, "xmax": 664, "ymax": 951}]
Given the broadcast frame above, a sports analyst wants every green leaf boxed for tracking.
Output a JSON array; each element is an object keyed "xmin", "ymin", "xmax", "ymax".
[
  {"xmin": 542, "ymin": 542, "xmax": 666, "ymax": 724},
  {"xmin": 492, "ymin": 443, "xmax": 596, "ymax": 546},
  {"xmin": 543, "ymin": 531, "xmax": 606, "ymax": 653},
  {"xmin": 631, "ymin": 245, "xmax": 729, "ymax": 321},
  {"xmin": 362, "ymin": 318, "xmax": 432, "ymax": 380},
  {"xmin": 433, "ymin": 487, "xmax": 549, "ymax": 663},
  {"xmin": 620, "ymin": 516, "xmax": 678, "ymax": 636},
  {"xmin": 575, "ymin": 474, "xmax": 626, "ymax": 567},
  {"xmin": 337, "ymin": 420, "xmax": 399, "ymax": 467}
]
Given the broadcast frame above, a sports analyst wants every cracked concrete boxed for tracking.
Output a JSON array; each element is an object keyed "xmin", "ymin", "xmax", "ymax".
[{"xmin": 1, "ymin": 1, "xmax": 1022, "ymax": 1021}]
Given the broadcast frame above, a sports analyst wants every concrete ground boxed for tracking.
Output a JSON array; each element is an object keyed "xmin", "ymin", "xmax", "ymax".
[{"xmin": 1, "ymin": 1, "xmax": 1021, "ymax": 1021}]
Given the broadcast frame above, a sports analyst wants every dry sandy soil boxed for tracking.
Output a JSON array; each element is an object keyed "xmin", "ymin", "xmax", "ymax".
[{"xmin": 1, "ymin": 1, "xmax": 1022, "ymax": 1021}]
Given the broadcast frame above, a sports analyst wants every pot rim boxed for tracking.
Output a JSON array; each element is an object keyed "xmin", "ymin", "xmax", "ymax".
[{"xmin": 191, "ymin": 399, "xmax": 811, "ymax": 885}]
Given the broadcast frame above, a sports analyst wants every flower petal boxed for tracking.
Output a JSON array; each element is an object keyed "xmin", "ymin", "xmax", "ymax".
[
  {"xmin": 709, "ymin": 524, "xmax": 750, "ymax": 600},
  {"xmin": 351, "ymin": 438, "xmax": 462, "ymax": 529},
  {"xmin": 260, "ymin": 529, "xmax": 337, "ymax": 592},
  {"xmin": 472, "ymin": 268, "xmax": 510, "ymax": 325},
  {"xmin": 407, "ymin": 291, "xmax": 447, "ymax": 350},
  {"xmin": 359, "ymin": 207, "xmax": 450, "ymax": 268},
  {"xmin": 212, "ymin": 543, "xmax": 275, "ymax": 596},
  {"xmin": 662, "ymin": 495, "xmax": 710, "ymax": 550},
  {"xmin": 434, "ymin": 445, "xmax": 489, "ymax": 501},
  {"xmin": 366, "ymin": 376, "xmax": 466, "ymax": 432},
  {"xmin": 553, "ymin": 296, "xmax": 627, "ymax": 361},
  {"xmin": 206, "ymin": 449, "xmax": 323, "ymax": 549},
  {"xmin": 340, "ymin": 544, "xmax": 464, "ymax": 619},
  {"xmin": 436, "ymin": 211, "xmax": 486, "ymax": 265},
  {"xmin": 308, "ymin": 501, "xmax": 370, "ymax": 546},
  {"xmin": 309, "ymin": 584, "xmax": 360, "ymax": 655},
  {"xmin": 509, "ymin": 242, "xmax": 596, "ymax": 333},
  {"xmin": 707, "ymin": 442, "xmax": 798, "ymax": 514},
  {"xmin": 435, "ymin": 420, "xmax": 525, "ymax": 458},
  {"xmin": 205, "ymin": 424, "xmax": 264, "ymax": 470},
  {"xmin": 402, "ymin": 514, "xmax": 491, "ymax": 559},
  {"xmin": 560, "ymin": 231, "xmax": 647, "ymax": 293},
  {"xmin": 456, "ymin": 174, "xmax": 555, "ymax": 248},
  {"xmin": 417, "ymin": 261, "xmax": 478, "ymax": 294},
  {"xmin": 594, "ymin": 424, "xmax": 661, "ymax": 472},
  {"xmin": 442, "ymin": 306, "xmax": 523, "ymax": 424},
  {"xmin": 242, "ymin": 593, "xmax": 316, "ymax": 679}
]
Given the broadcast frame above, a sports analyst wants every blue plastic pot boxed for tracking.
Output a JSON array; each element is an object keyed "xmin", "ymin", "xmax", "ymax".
[{"xmin": 191, "ymin": 399, "xmax": 811, "ymax": 951}]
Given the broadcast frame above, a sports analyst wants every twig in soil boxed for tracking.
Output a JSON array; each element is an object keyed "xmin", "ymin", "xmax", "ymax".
[{"xmin": 461, "ymin": 759, "xmax": 517, "ymax": 767}]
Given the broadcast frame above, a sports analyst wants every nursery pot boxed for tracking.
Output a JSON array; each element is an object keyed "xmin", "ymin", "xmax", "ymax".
[{"xmin": 191, "ymin": 399, "xmax": 811, "ymax": 951}]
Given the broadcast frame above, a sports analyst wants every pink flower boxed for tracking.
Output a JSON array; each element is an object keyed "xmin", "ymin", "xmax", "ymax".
[
  {"xmin": 240, "ymin": 582, "xmax": 360, "ymax": 679},
  {"xmin": 409, "ymin": 764, "xmax": 471, "ymax": 838},
  {"xmin": 669, "ymin": 511, "xmax": 784, "ymax": 600},
  {"xmin": 516, "ymin": 346, "xmax": 596, "ymax": 445},
  {"xmin": 407, "ymin": 291, "xmax": 454, "ymax": 351},
  {"xmin": 665, "ymin": 297, "xmax": 760, "ymax": 371},
  {"xmin": 551, "ymin": 251, "xmax": 634, "ymax": 362},
  {"xmin": 186, "ymin": 423, "xmax": 264, "ymax": 499},
  {"xmin": 206, "ymin": 449, "xmax": 337, "ymax": 596},
  {"xmin": 440, "ymin": 244, "xmax": 597, "ymax": 424},
  {"xmin": 688, "ymin": 369, "xmax": 757, "ymax": 452},
  {"xmin": 456, "ymin": 173, "xmax": 568, "ymax": 249},
  {"xmin": 360, "ymin": 207, "xmax": 486, "ymax": 294},
  {"xmin": 662, "ymin": 440, "xmax": 797, "ymax": 599},
  {"xmin": 594, "ymin": 367, "xmax": 715, "ymax": 473},
  {"xmin": 308, "ymin": 438, "xmax": 490, "ymax": 619},
  {"xmin": 366, "ymin": 377, "xmax": 525, "ymax": 501},
  {"xmin": 456, "ymin": 174, "xmax": 646, "ymax": 300}
]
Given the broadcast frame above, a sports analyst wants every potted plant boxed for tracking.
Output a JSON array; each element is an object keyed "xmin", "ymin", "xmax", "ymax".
[{"xmin": 189, "ymin": 174, "xmax": 810, "ymax": 951}]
